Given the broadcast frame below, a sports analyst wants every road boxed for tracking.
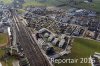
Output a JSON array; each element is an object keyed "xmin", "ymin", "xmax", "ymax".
[{"xmin": 11, "ymin": 11, "xmax": 51, "ymax": 66}]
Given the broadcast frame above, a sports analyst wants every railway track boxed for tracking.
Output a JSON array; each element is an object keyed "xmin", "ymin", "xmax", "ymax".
[{"xmin": 12, "ymin": 12, "xmax": 51, "ymax": 66}]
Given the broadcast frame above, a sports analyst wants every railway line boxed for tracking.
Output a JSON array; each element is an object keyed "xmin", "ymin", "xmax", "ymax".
[{"xmin": 11, "ymin": 11, "xmax": 51, "ymax": 66}]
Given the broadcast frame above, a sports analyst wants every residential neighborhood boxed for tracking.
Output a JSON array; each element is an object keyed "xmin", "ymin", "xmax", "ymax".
[{"xmin": 0, "ymin": 0, "xmax": 100, "ymax": 66}]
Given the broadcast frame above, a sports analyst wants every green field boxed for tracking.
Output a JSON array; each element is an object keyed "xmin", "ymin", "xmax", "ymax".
[
  {"xmin": 72, "ymin": 0, "xmax": 100, "ymax": 13},
  {"xmin": 55, "ymin": 38, "xmax": 100, "ymax": 66},
  {"xmin": 0, "ymin": 0, "xmax": 99, "ymax": 12},
  {"xmin": 23, "ymin": 0, "xmax": 100, "ymax": 12},
  {"xmin": 0, "ymin": 33, "xmax": 8, "ymax": 45},
  {"xmin": 0, "ymin": 0, "xmax": 13, "ymax": 4},
  {"xmin": 0, "ymin": 33, "xmax": 13, "ymax": 66},
  {"xmin": 0, "ymin": 49, "xmax": 5, "ymax": 58},
  {"xmin": 23, "ymin": 1, "xmax": 46, "ymax": 7},
  {"xmin": 0, "ymin": 48, "xmax": 14, "ymax": 66},
  {"xmin": 23, "ymin": 0, "xmax": 65, "ymax": 7}
]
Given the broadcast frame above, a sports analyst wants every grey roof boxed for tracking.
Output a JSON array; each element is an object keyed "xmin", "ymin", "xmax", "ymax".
[
  {"xmin": 59, "ymin": 39, "xmax": 65, "ymax": 48},
  {"xmin": 52, "ymin": 38, "xmax": 59, "ymax": 45}
]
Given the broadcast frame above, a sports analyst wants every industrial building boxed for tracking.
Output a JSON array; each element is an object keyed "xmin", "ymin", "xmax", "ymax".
[{"xmin": 35, "ymin": 28, "xmax": 73, "ymax": 58}]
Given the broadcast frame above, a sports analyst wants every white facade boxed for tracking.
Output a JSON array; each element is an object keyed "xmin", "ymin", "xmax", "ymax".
[{"xmin": 7, "ymin": 27, "xmax": 11, "ymax": 36}]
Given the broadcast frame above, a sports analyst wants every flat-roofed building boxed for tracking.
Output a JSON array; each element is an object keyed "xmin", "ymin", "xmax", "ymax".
[
  {"xmin": 48, "ymin": 35, "xmax": 54, "ymax": 42},
  {"xmin": 52, "ymin": 38, "xmax": 59, "ymax": 45},
  {"xmin": 59, "ymin": 39, "xmax": 65, "ymax": 48}
]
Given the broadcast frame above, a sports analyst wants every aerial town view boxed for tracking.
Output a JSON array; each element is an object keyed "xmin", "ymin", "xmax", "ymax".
[{"xmin": 0, "ymin": 0, "xmax": 100, "ymax": 66}]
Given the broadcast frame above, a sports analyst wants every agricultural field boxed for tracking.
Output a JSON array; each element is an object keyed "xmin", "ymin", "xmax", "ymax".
[{"xmin": 55, "ymin": 38, "xmax": 100, "ymax": 66}]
